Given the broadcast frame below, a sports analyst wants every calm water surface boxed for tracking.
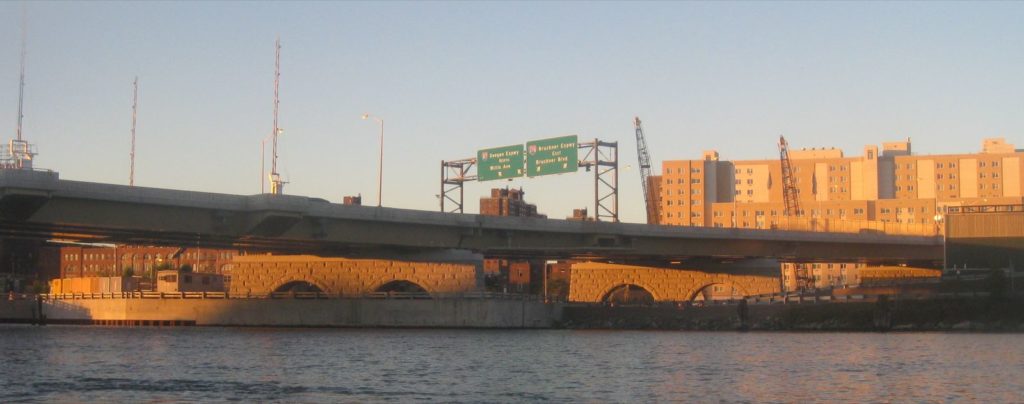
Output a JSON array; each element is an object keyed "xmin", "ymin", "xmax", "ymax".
[{"xmin": 1, "ymin": 325, "xmax": 1022, "ymax": 402}]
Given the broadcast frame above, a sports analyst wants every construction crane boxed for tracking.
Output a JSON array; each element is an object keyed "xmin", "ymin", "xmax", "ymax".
[
  {"xmin": 779, "ymin": 135, "xmax": 812, "ymax": 290},
  {"xmin": 778, "ymin": 135, "xmax": 800, "ymax": 217},
  {"xmin": 633, "ymin": 117, "xmax": 658, "ymax": 224}
]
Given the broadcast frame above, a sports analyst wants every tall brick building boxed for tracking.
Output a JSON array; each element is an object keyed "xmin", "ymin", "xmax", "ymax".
[{"xmin": 658, "ymin": 137, "xmax": 1023, "ymax": 291}]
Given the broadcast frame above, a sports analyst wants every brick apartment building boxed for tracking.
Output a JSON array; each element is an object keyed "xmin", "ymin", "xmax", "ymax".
[{"xmin": 657, "ymin": 137, "xmax": 1024, "ymax": 291}]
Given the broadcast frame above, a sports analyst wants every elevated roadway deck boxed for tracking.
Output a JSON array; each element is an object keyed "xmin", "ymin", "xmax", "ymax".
[{"xmin": 0, "ymin": 170, "xmax": 942, "ymax": 265}]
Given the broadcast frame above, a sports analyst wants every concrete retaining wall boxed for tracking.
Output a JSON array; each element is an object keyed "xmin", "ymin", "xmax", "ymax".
[{"xmin": 3, "ymin": 298, "xmax": 559, "ymax": 328}]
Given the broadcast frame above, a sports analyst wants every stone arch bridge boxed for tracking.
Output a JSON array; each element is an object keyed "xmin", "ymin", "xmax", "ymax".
[
  {"xmin": 229, "ymin": 255, "xmax": 480, "ymax": 296},
  {"xmin": 569, "ymin": 262, "xmax": 780, "ymax": 303}
]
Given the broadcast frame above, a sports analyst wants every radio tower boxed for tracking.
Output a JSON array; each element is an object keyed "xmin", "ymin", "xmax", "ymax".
[
  {"xmin": 3, "ymin": 5, "xmax": 36, "ymax": 170},
  {"xmin": 268, "ymin": 37, "xmax": 286, "ymax": 195},
  {"xmin": 129, "ymin": 77, "xmax": 138, "ymax": 186}
]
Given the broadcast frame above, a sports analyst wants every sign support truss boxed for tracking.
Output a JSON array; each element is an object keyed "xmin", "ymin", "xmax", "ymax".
[
  {"xmin": 440, "ymin": 158, "xmax": 476, "ymax": 214},
  {"xmin": 579, "ymin": 139, "xmax": 619, "ymax": 222}
]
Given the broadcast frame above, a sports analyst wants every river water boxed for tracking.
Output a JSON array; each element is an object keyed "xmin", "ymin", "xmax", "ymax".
[{"xmin": 1, "ymin": 325, "xmax": 1022, "ymax": 402}]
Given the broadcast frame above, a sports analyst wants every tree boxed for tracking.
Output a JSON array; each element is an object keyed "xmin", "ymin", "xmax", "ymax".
[
  {"xmin": 122, "ymin": 266, "xmax": 135, "ymax": 277},
  {"xmin": 179, "ymin": 264, "xmax": 193, "ymax": 273}
]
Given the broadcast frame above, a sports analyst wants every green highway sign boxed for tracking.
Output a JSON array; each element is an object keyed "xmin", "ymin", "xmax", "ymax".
[
  {"xmin": 526, "ymin": 135, "xmax": 578, "ymax": 177},
  {"xmin": 477, "ymin": 144, "xmax": 525, "ymax": 181}
]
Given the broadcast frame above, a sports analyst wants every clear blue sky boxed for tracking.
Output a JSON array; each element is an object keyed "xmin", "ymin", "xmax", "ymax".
[{"xmin": 1, "ymin": 1, "xmax": 1022, "ymax": 222}]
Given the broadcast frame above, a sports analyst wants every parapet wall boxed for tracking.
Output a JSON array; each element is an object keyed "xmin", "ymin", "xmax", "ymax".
[{"xmin": 229, "ymin": 255, "xmax": 480, "ymax": 296}]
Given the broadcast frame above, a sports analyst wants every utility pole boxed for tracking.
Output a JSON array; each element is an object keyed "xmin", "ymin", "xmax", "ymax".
[{"xmin": 130, "ymin": 77, "xmax": 138, "ymax": 186}]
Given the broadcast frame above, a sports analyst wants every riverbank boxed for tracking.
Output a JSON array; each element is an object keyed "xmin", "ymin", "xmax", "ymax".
[{"xmin": 4, "ymin": 295, "xmax": 1024, "ymax": 331}]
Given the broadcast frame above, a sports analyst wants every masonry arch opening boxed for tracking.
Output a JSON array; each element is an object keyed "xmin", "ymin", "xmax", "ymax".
[
  {"xmin": 689, "ymin": 283, "xmax": 745, "ymax": 303},
  {"xmin": 602, "ymin": 284, "xmax": 655, "ymax": 306},
  {"xmin": 375, "ymin": 280, "xmax": 429, "ymax": 295},
  {"xmin": 273, "ymin": 281, "xmax": 324, "ymax": 293}
]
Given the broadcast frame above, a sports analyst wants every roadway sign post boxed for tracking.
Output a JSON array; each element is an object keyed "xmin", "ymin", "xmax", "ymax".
[
  {"xmin": 526, "ymin": 135, "xmax": 578, "ymax": 177},
  {"xmin": 477, "ymin": 145, "xmax": 525, "ymax": 182}
]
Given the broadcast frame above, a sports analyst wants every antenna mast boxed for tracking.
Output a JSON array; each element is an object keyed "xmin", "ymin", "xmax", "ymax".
[
  {"xmin": 130, "ymin": 77, "xmax": 138, "ymax": 186},
  {"xmin": 16, "ymin": 6, "xmax": 26, "ymax": 142},
  {"xmin": 3, "ymin": 4, "xmax": 36, "ymax": 170},
  {"xmin": 268, "ymin": 37, "xmax": 285, "ymax": 194}
]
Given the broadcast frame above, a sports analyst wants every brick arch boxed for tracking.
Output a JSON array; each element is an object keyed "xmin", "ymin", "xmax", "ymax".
[
  {"xmin": 598, "ymin": 282, "xmax": 662, "ymax": 302},
  {"xmin": 685, "ymin": 281, "xmax": 750, "ymax": 302},
  {"xmin": 373, "ymin": 279, "xmax": 431, "ymax": 294},
  {"xmin": 272, "ymin": 279, "xmax": 329, "ymax": 293}
]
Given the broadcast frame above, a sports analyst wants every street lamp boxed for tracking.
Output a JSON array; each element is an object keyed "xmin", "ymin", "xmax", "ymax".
[
  {"xmin": 260, "ymin": 128, "xmax": 284, "ymax": 194},
  {"xmin": 362, "ymin": 113, "xmax": 384, "ymax": 207}
]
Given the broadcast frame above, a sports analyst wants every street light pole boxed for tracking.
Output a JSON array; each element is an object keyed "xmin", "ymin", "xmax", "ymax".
[{"xmin": 362, "ymin": 114, "xmax": 384, "ymax": 207}]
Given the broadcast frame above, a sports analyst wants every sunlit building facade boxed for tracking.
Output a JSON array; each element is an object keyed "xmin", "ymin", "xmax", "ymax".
[{"xmin": 658, "ymin": 137, "xmax": 1024, "ymax": 291}]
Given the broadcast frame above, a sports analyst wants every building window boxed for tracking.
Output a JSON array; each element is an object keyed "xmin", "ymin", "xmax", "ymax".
[
  {"xmin": 691, "ymin": 179, "xmax": 700, "ymax": 184},
  {"xmin": 691, "ymin": 168, "xmax": 701, "ymax": 173},
  {"xmin": 937, "ymin": 174, "xmax": 943, "ymax": 179},
  {"xmin": 979, "ymin": 161, "xmax": 986, "ymax": 167},
  {"xmin": 937, "ymin": 163, "xmax": 944, "ymax": 169}
]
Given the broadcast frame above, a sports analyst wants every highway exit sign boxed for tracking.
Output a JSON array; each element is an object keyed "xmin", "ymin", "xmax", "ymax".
[
  {"xmin": 477, "ymin": 144, "xmax": 525, "ymax": 181},
  {"xmin": 526, "ymin": 135, "xmax": 578, "ymax": 177}
]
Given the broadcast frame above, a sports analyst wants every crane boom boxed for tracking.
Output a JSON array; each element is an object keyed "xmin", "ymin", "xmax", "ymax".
[
  {"xmin": 634, "ymin": 117, "xmax": 658, "ymax": 224},
  {"xmin": 779, "ymin": 135, "xmax": 800, "ymax": 217},
  {"xmin": 779, "ymin": 135, "xmax": 813, "ymax": 290}
]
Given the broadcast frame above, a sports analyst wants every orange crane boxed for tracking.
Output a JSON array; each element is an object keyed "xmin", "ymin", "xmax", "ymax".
[
  {"xmin": 634, "ymin": 117, "xmax": 659, "ymax": 224},
  {"xmin": 778, "ymin": 135, "xmax": 800, "ymax": 217},
  {"xmin": 778, "ymin": 135, "xmax": 812, "ymax": 290}
]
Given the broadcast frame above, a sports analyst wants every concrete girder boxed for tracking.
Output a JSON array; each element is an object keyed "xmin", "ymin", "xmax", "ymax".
[{"xmin": 0, "ymin": 170, "xmax": 944, "ymax": 265}]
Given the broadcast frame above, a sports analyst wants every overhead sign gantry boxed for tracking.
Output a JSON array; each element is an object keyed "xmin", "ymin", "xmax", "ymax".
[{"xmin": 442, "ymin": 135, "xmax": 618, "ymax": 222}]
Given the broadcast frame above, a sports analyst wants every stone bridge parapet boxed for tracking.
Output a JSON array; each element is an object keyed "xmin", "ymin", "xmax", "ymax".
[
  {"xmin": 569, "ymin": 262, "xmax": 780, "ymax": 303},
  {"xmin": 229, "ymin": 255, "xmax": 480, "ymax": 296}
]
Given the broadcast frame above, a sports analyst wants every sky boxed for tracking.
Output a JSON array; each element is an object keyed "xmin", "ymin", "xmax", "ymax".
[{"xmin": 0, "ymin": 1, "xmax": 1022, "ymax": 223}]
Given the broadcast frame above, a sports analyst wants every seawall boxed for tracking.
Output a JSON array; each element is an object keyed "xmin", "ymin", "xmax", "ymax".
[{"xmin": 0, "ymin": 297, "xmax": 561, "ymax": 329}]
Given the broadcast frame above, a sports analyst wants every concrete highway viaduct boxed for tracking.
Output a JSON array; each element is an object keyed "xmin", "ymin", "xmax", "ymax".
[{"xmin": 1, "ymin": 170, "xmax": 944, "ymax": 301}]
